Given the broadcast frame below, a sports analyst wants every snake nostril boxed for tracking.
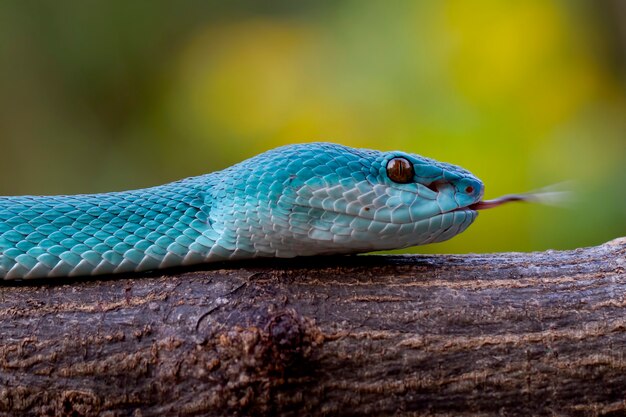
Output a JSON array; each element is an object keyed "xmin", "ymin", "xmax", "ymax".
[{"xmin": 465, "ymin": 186, "xmax": 474, "ymax": 194}]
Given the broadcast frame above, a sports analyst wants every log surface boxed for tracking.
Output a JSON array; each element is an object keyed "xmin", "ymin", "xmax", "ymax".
[{"xmin": 1, "ymin": 238, "xmax": 625, "ymax": 417}]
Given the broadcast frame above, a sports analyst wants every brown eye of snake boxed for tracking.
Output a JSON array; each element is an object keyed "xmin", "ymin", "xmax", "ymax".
[{"xmin": 386, "ymin": 157, "xmax": 415, "ymax": 184}]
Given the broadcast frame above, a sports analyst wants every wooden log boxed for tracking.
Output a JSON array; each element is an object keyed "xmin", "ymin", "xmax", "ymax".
[{"xmin": 0, "ymin": 237, "xmax": 625, "ymax": 416}]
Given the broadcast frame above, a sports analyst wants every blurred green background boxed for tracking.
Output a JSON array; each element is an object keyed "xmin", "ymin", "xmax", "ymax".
[{"xmin": 1, "ymin": 1, "xmax": 624, "ymax": 253}]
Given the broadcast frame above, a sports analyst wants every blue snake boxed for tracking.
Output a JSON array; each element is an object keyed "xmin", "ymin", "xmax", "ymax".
[{"xmin": 0, "ymin": 143, "xmax": 486, "ymax": 280}]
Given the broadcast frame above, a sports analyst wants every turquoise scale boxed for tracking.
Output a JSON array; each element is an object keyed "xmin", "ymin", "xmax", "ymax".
[{"xmin": 0, "ymin": 142, "xmax": 484, "ymax": 280}]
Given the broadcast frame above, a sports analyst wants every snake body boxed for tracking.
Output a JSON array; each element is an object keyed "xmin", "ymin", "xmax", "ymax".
[{"xmin": 0, "ymin": 143, "xmax": 484, "ymax": 279}]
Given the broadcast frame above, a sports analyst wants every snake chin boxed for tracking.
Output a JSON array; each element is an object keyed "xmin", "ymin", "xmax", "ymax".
[{"xmin": 269, "ymin": 206, "xmax": 479, "ymax": 256}]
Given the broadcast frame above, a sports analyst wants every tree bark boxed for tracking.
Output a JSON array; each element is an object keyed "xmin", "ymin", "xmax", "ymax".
[{"xmin": 1, "ymin": 237, "xmax": 625, "ymax": 417}]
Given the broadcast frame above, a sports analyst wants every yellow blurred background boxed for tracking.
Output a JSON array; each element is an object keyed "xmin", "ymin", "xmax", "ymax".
[{"xmin": 1, "ymin": 1, "xmax": 624, "ymax": 253}]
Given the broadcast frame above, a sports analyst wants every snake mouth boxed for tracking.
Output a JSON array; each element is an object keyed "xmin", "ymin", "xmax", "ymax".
[
  {"xmin": 447, "ymin": 202, "xmax": 479, "ymax": 215},
  {"xmin": 451, "ymin": 204, "xmax": 478, "ymax": 212},
  {"xmin": 291, "ymin": 180, "xmax": 483, "ymax": 229}
]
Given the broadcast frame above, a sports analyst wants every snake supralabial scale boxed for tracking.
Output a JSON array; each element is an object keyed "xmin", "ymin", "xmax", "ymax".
[{"xmin": 0, "ymin": 142, "xmax": 486, "ymax": 280}]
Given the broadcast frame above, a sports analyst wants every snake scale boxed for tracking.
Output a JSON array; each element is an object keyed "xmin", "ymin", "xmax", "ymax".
[{"xmin": 0, "ymin": 142, "xmax": 489, "ymax": 280}]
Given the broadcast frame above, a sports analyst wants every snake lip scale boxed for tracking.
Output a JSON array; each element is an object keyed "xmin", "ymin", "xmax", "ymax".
[{"xmin": 1, "ymin": 142, "xmax": 490, "ymax": 280}]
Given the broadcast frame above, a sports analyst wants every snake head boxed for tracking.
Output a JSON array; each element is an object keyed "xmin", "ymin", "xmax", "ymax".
[{"xmin": 212, "ymin": 142, "xmax": 484, "ymax": 258}]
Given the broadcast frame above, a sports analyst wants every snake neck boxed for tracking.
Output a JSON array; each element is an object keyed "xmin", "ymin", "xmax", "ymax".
[{"xmin": 0, "ymin": 176, "xmax": 221, "ymax": 279}]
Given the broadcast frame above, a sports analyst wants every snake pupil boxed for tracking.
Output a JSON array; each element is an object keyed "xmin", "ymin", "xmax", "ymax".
[{"xmin": 386, "ymin": 157, "xmax": 415, "ymax": 184}]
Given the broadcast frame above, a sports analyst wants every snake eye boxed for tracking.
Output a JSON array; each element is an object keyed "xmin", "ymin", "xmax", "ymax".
[{"xmin": 386, "ymin": 157, "xmax": 415, "ymax": 184}]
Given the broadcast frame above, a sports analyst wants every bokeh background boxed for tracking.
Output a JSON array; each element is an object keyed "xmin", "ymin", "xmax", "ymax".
[{"xmin": 1, "ymin": 1, "xmax": 625, "ymax": 253}]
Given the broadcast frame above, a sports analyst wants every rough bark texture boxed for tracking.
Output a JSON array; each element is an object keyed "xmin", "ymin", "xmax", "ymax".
[{"xmin": 1, "ymin": 237, "xmax": 625, "ymax": 417}]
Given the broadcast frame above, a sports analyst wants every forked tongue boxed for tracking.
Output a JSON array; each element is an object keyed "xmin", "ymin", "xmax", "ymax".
[{"xmin": 468, "ymin": 183, "xmax": 571, "ymax": 211}]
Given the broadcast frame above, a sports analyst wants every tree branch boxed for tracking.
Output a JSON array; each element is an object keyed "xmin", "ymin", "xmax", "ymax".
[{"xmin": 1, "ymin": 237, "xmax": 625, "ymax": 416}]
